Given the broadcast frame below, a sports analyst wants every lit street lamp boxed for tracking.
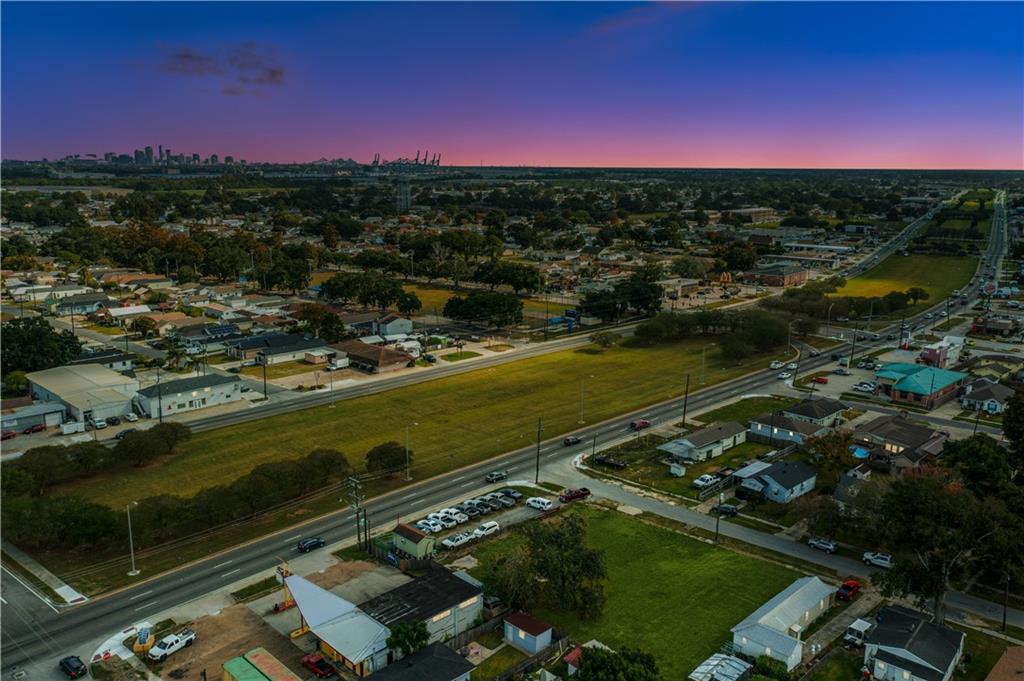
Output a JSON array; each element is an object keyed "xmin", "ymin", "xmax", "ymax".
[{"xmin": 126, "ymin": 501, "xmax": 140, "ymax": 576}]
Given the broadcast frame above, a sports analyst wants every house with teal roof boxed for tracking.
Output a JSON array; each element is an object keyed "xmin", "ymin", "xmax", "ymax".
[{"xmin": 874, "ymin": 362, "xmax": 966, "ymax": 409}]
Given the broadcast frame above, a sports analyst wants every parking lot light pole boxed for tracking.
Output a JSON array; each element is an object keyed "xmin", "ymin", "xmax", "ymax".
[
  {"xmin": 714, "ymin": 492, "xmax": 725, "ymax": 543},
  {"xmin": 126, "ymin": 501, "xmax": 140, "ymax": 576}
]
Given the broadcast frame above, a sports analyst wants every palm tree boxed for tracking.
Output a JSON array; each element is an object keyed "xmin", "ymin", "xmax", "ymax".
[{"xmin": 163, "ymin": 341, "xmax": 187, "ymax": 370}]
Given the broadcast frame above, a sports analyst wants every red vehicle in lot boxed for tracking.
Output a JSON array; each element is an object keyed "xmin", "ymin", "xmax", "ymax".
[
  {"xmin": 629, "ymin": 419, "xmax": 651, "ymax": 431},
  {"xmin": 301, "ymin": 654, "xmax": 336, "ymax": 678},
  {"xmin": 559, "ymin": 488, "xmax": 591, "ymax": 503},
  {"xmin": 837, "ymin": 579, "xmax": 861, "ymax": 601},
  {"xmin": 812, "ymin": 376, "xmax": 829, "ymax": 384},
  {"xmin": 22, "ymin": 423, "xmax": 45, "ymax": 434},
  {"xmin": 1, "ymin": 430, "xmax": 16, "ymax": 441}
]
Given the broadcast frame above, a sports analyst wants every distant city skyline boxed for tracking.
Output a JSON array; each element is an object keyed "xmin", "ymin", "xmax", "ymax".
[{"xmin": 2, "ymin": 2, "xmax": 1021, "ymax": 169}]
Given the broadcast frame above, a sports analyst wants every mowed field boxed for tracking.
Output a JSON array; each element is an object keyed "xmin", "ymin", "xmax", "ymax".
[
  {"xmin": 57, "ymin": 339, "xmax": 787, "ymax": 508},
  {"xmin": 468, "ymin": 506, "xmax": 800, "ymax": 673},
  {"xmin": 835, "ymin": 254, "xmax": 976, "ymax": 304}
]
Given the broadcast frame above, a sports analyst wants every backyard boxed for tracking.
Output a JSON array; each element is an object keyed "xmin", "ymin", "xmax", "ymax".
[
  {"xmin": 54, "ymin": 337, "xmax": 790, "ymax": 509},
  {"xmin": 834, "ymin": 254, "xmax": 976, "ymax": 313},
  {"xmin": 466, "ymin": 505, "xmax": 800, "ymax": 674}
]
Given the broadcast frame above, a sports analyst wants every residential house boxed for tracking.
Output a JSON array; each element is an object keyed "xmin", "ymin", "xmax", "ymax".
[
  {"xmin": 366, "ymin": 643, "xmax": 472, "ymax": 681},
  {"xmin": 359, "ymin": 566, "xmax": 483, "ymax": 645},
  {"xmin": 134, "ymin": 373, "xmax": 242, "ymax": 418},
  {"xmin": 731, "ymin": 576, "xmax": 835, "ymax": 671},
  {"xmin": 851, "ymin": 414, "xmax": 947, "ymax": 474},
  {"xmin": 26, "ymin": 364, "xmax": 139, "ymax": 422},
  {"xmin": 864, "ymin": 607, "xmax": 964, "ymax": 681},
  {"xmin": 748, "ymin": 413, "xmax": 830, "ymax": 446},
  {"xmin": 960, "ymin": 378, "xmax": 1016, "ymax": 415},
  {"xmin": 373, "ymin": 314, "xmax": 414, "ymax": 337},
  {"xmin": 781, "ymin": 397, "xmax": 849, "ymax": 428},
  {"xmin": 874, "ymin": 363, "xmax": 966, "ymax": 409},
  {"xmin": 739, "ymin": 461, "xmax": 817, "ymax": 503},
  {"xmin": 504, "ymin": 613, "xmax": 553, "ymax": 655},
  {"xmin": 54, "ymin": 292, "xmax": 111, "ymax": 316},
  {"xmin": 69, "ymin": 349, "xmax": 134, "ymax": 372},
  {"xmin": 657, "ymin": 422, "xmax": 747, "ymax": 463},
  {"xmin": 832, "ymin": 465, "xmax": 875, "ymax": 515},
  {"xmin": 333, "ymin": 340, "xmax": 412, "ymax": 373},
  {"xmin": 285, "ymin": 575, "xmax": 390, "ymax": 677},
  {"xmin": 391, "ymin": 524, "xmax": 435, "ymax": 559},
  {"xmin": 103, "ymin": 304, "xmax": 153, "ymax": 325},
  {"xmin": 256, "ymin": 336, "xmax": 330, "ymax": 366},
  {"xmin": 178, "ymin": 323, "xmax": 245, "ymax": 352}
]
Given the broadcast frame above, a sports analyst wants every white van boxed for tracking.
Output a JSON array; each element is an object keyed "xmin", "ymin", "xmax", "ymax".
[
  {"xmin": 473, "ymin": 521, "xmax": 500, "ymax": 538},
  {"xmin": 526, "ymin": 497, "xmax": 553, "ymax": 511}
]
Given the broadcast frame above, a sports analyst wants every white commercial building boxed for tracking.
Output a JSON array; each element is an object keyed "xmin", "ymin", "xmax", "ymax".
[
  {"xmin": 26, "ymin": 365, "xmax": 139, "ymax": 422},
  {"xmin": 134, "ymin": 373, "xmax": 242, "ymax": 418}
]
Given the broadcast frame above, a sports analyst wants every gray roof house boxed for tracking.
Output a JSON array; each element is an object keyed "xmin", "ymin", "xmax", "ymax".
[
  {"xmin": 360, "ymin": 566, "xmax": 482, "ymax": 645},
  {"xmin": 748, "ymin": 412, "xmax": 829, "ymax": 446},
  {"xmin": 781, "ymin": 398, "xmax": 848, "ymax": 427},
  {"xmin": 657, "ymin": 421, "xmax": 747, "ymax": 462},
  {"xmin": 731, "ymin": 576, "xmax": 835, "ymax": 671},
  {"xmin": 366, "ymin": 643, "xmax": 472, "ymax": 681},
  {"xmin": 864, "ymin": 607, "xmax": 965, "ymax": 681},
  {"xmin": 740, "ymin": 461, "xmax": 817, "ymax": 503},
  {"xmin": 960, "ymin": 378, "xmax": 1016, "ymax": 415},
  {"xmin": 55, "ymin": 292, "xmax": 111, "ymax": 316},
  {"xmin": 852, "ymin": 414, "xmax": 946, "ymax": 474}
]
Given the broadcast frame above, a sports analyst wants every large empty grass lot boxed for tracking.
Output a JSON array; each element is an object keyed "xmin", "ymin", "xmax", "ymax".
[
  {"xmin": 468, "ymin": 506, "xmax": 800, "ymax": 673},
  {"xmin": 57, "ymin": 338, "xmax": 785, "ymax": 508},
  {"xmin": 834, "ymin": 254, "xmax": 976, "ymax": 311}
]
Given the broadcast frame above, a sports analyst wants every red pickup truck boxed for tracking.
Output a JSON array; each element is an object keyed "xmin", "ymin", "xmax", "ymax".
[
  {"xmin": 301, "ymin": 654, "xmax": 336, "ymax": 678},
  {"xmin": 559, "ymin": 488, "xmax": 591, "ymax": 503}
]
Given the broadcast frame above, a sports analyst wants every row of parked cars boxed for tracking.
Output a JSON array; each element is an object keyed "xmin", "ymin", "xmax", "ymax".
[{"xmin": 415, "ymin": 488, "xmax": 523, "ymax": 534}]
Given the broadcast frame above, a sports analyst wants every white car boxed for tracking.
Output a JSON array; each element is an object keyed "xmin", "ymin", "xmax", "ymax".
[
  {"xmin": 123, "ymin": 412, "xmax": 139, "ymax": 422},
  {"xmin": 777, "ymin": 372, "xmax": 792, "ymax": 380},
  {"xmin": 786, "ymin": 362, "xmax": 798, "ymax": 370},
  {"xmin": 769, "ymin": 360, "xmax": 784, "ymax": 370},
  {"xmin": 692, "ymin": 474, "xmax": 717, "ymax": 489},
  {"xmin": 420, "ymin": 519, "xmax": 444, "ymax": 533},
  {"xmin": 442, "ymin": 533, "xmax": 472, "ymax": 549},
  {"xmin": 427, "ymin": 513, "xmax": 457, "ymax": 529},
  {"xmin": 863, "ymin": 551, "xmax": 894, "ymax": 569},
  {"xmin": 440, "ymin": 508, "xmax": 469, "ymax": 524},
  {"xmin": 414, "ymin": 520, "xmax": 435, "ymax": 534},
  {"xmin": 924, "ymin": 313, "xmax": 934, "ymax": 319},
  {"xmin": 473, "ymin": 521, "xmax": 500, "ymax": 538},
  {"xmin": 526, "ymin": 497, "xmax": 553, "ymax": 511}
]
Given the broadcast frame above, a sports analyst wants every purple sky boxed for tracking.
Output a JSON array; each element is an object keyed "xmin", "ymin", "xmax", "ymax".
[{"xmin": 3, "ymin": 2, "xmax": 1022, "ymax": 169}]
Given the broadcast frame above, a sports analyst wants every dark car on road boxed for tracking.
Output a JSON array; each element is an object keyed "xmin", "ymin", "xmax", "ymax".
[
  {"xmin": 711, "ymin": 504, "xmax": 738, "ymax": 517},
  {"xmin": 484, "ymin": 470, "xmax": 508, "ymax": 483},
  {"xmin": 559, "ymin": 488, "xmax": 591, "ymax": 503},
  {"xmin": 563, "ymin": 435, "xmax": 582, "ymax": 446},
  {"xmin": 592, "ymin": 455, "xmax": 627, "ymax": 470},
  {"xmin": 297, "ymin": 537, "xmax": 326, "ymax": 553},
  {"xmin": 59, "ymin": 656, "xmax": 88, "ymax": 679},
  {"xmin": 629, "ymin": 419, "xmax": 651, "ymax": 431}
]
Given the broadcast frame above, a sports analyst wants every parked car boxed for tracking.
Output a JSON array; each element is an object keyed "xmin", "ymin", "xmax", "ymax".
[
  {"xmin": 147, "ymin": 629, "xmax": 196, "ymax": 662},
  {"xmin": 440, "ymin": 508, "xmax": 470, "ymax": 523},
  {"xmin": 807, "ymin": 537, "xmax": 838, "ymax": 553},
  {"xmin": 21, "ymin": 423, "xmax": 45, "ymax": 434},
  {"xmin": 833, "ymin": 368, "xmax": 851, "ymax": 376},
  {"xmin": 106, "ymin": 416, "xmax": 121, "ymax": 426},
  {"xmin": 427, "ymin": 513, "xmax": 457, "ymax": 529},
  {"xmin": 227, "ymin": 367, "xmax": 241, "ymax": 373},
  {"xmin": 414, "ymin": 521, "xmax": 435, "ymax": 534},
  {"xmin": 1, "ymin": 430, "xmax": 16, "ymax": 441},
  {"xmin": 124, "ymin": 412, "xmax": 138, "ymax": 422},
  {"xmin": 484, "ymin": 470, "xmax": 508, "ymax": 483},
  {"xmin": 296, "ymin": 537, "xmax": 326, "ymax": 553},
  {"xmin": 497, "ymin": 488, "xmax": 523, "ymax": 500},
  {"xmin": 711, "ymin": 504, "xmax": 738, "ymax": 517},
  {"xmin": 692, "ymin": 474, "xmax": 718, "ymax": 489},
  {"xmin": 591, "ymin": 454, "xmax": 627, "ymax": 470},
  {"xmin": 423, "ymin": 354, "xmax": 438, "ymax": 363},
  {"xmin": 563, "ymin": 435, "xmax": 582, "ymax": 446},
  {"xmin": 115, "ymin": 428, "xmax": 137, "ymax": 440},
  {"xmin": 88, "ymin": 418, "xmax": 107, "ymax": 430},
  {"xmin": 473, "ymin": 521, "xmax": 500, "ymax": 538},
  {"xmin": 777, "ymin": 372, "xmax": 792, "ymax": 380},
  {"xmin": 442, "ymin": 533, "xmax": 472, "ymax": 550},
  {"xmin": 629, "ymin": 419, "xmax": 651, "ymax": 431},
  {"xmin": 812, "ymin": 376, "xmax": 829, "ymax": 384},
  {"xmin": 863, "ymin": 551, "xmax": 894, "ymax": 569},
  {"xmin": 559, "ymin": 488, "xmax": 591, "ymax": 503},
  {"xmin": 59, "ymin": 656, "xmax": 88, "ymax": 679},
  {"xmin": 462, "ymin": 500, "xmax": 488, "ymax": 515},
  {"xmin": 301, "ymin": 653, "xmax": 336, "ymax": 679},
  {"xmin": 837, "ymin": 580, "xmax": 862, "ymax": 602},
  {"xmin": 526, "ymin": 497, "xmax": 553, "ymax": 511},
  {"xmin": 473, "ymin": 497, "xmax": 502, "ymax": 512},
  {"xmin": 486, "ymin": 492, "xmax": 515, "ymax": 508}
]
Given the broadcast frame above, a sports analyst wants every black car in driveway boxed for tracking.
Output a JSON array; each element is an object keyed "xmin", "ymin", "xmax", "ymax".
[
  {"xmin": 592, "ymin": 455, "xmax": 627, "ymax": 470},
  {"xmin": 297, "ymin": 537, "xmax": 326, "ymax": 553},
  {"xmin": 59, "ymin": 656, "xmax": 88, "ymax": 679}
]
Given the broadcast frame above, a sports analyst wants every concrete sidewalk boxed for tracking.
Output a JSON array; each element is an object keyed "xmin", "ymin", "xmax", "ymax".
[{"xmin": 2, "ymin": 541, "xmax": 87, "ymax": 604}]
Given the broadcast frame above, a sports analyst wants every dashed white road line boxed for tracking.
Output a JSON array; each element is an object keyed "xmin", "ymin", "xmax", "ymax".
[
  {"xmin": 133, "ymin": 600, "xmax": 159, "ymax": 612},
  {"xmin": 222, "ymin": 569, "xmax": 240, "ymax": 578},
  {"xmin": 129, "ymin": 590, "xmax": 153, "ymax": 601},
  {"xmin": 212, "ymin": 561, "xmax": 233, "ymax": 569}
]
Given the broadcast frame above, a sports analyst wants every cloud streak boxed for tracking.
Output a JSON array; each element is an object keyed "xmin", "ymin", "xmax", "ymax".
[
  {"xmin": 158, "ymin": 42, "xmax": 284, "ymax": 95},
  {"xmin": 587, "ymin": 2, "xmax": 697, "ymax": 37}
]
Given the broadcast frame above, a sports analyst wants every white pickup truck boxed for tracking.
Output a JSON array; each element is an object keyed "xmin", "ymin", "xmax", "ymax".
[{"xmin": 147, "ymin": 629, "xmax": 196, "ymax": 661}]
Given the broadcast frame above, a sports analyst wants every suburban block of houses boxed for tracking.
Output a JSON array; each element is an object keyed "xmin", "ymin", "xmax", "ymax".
[{"xmin": 851, "ymin": 414, "xmax": 947, "ymax": 474}]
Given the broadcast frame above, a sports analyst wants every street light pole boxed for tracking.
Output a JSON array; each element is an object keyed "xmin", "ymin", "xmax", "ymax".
[
  {"xmin": 714, "ymin": 492, "xmax": 725, "ymax": 543},
  {"xmin": 535, "ymin": 417, "xmax": 543, "ymax": 484},
  {"xmin": 126, "ymin": 501, "xmax": 140, "ymax": 576},
  {"xmin": 578, "ymin": 377, "xmax": 585, "ymax": 424},
  {"xmin": 404, "ymin": 422, "xmax": 414, "ymax": 481},
  {"xmin": 700, "ymin": 345, "xmax": 707, "ymax": 386}
]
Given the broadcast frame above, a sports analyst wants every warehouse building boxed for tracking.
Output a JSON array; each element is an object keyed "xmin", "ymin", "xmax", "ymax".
[
  {"xmin": 134, "ymin": 373, "xmax": 242, "ymax": 418},
  {"xmin": 26, "ymin": 365, "xmax": 139, "ymax": 422}
]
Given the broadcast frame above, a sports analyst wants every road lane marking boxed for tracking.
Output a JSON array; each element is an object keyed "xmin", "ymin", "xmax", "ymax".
[
  {"xmin": 402, "ymin": 492, "xmax": 420, "ymax": 500},
  {"xmin": 212, "ymin": 561, "xmax": 232, "ymax": 569},
  {"xmin": 129, "ymin": 590, "xmax": 153, "ymax": 601},
  {"xmin": 286, "ymin": 535, "xmax": 302, "ymax": 541},
  {"xmin": 222, "ymin": 569, "xmax": 240, "ymax": 578},
  {"xmin": 452, "ymin": 475, "xmax": 465, "ymax": 481},
  {"xmin": 459, "ymin": 481, "xmax": 476, "ymax": 487},
  {"xmin": 134, "ymin": 600, "xmax": 159, "ymax": 612}
]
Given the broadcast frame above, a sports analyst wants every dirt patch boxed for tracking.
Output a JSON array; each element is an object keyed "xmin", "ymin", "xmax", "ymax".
[
  {"xmin": 305, "ymin": 559, "xmax": 377, "ymax": 589},
  {"xmin": 157, "ymin": 605, "xmax": 303, "ymax": 679}
]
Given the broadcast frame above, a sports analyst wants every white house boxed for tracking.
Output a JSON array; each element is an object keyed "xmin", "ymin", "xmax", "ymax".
[
  {"xmin": 960, "ymin": 378, "xmax": 1016, "ymax": 415},
  {"xmin": 731, "ymin": 577, "xmax": 835, "ymax": 671},
  {"xmin": 740, "ymin": 461, "xmax": 817, "ymax": 503},
  {"xmin": 657, "ymin": 422, "xmax": 746, "ymax": 462},
  {"xmin": 134, "ymin": 373, "xmax": 242, "ymax": 418},
  {"xmin": 864, "ymin": 607, "xmax": 964, "ymax": 681}
]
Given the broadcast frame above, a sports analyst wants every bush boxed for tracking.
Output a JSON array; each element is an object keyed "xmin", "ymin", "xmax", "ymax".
[{"xmin": 755, "ymin": 656, "xmax": 791, "ymax": 681}]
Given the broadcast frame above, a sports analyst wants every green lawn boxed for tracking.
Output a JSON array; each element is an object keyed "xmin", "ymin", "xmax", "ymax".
[
  {"xmin": 440, "ymin": 351, "xmax": 482, "ymax": 362},
  {"xmin": 693, "ymin": 395, "xmax": 799, "ymax": 426},
  {"xmin": 834, "ymin": 254, "xmax": 977, "ymax": 313},
  {"xmin": 470, "ymin": 645, "xmax": 526, "ymax": 680},
  {"xmin": 55, "ymin": 338, "xmax": 781, "ymax": 508},
  {"xmin": 954, "ymin": 627, "xmax": 1011, "ymax": 681},
  {"xmin": 240, "ymin": 361, "xmax": 320, "ymax": 379},
  {"xmin": 808, "ymin": 650, "xmax": 864, "ymax": 681},
  {"xmin": 468, "ymin": 506, "xmax": 800, "ymax": 674}
]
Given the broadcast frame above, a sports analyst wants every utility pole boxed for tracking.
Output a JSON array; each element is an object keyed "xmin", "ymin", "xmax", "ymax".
[
  {"xmin": 347, "ymin": 476, "xmax": 365, "ymax": 548},
  {"xmin": 714, "ymin": 492, "xmax": 724, "ymax": 543},
  {"xmin": 126, "ymin": 501, "xmax": 140, "ymax": 576},
  {"xmin": 700, "ymin": 346, "xmax": 707, "ymax": 386},
  {"xmin": 405, "ymin": 422, "xmax": 413, "ymax": 481},
  {"xmin": 535, "ymin": 417, "xmax": 543, "ymax": 484},
  {"xmin": 262, "ymin": 356, "xmax": 268, "ymax": 400},
  {"xmin": 681, "ymin": 374, "xmax": 691, "ymax": 426},
  {"xmin": 329, "ymin": 370, "xmax": 335, "ymax": 408},
  {"xmin": 156, "ymin": 368, "xmax": 163, "ymax": 423}
]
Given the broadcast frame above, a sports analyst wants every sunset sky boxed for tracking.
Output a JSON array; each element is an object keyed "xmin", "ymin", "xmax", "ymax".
[{"xmin": 3, "ymin": 2, "xmax": 1022, "ymax": 169}]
